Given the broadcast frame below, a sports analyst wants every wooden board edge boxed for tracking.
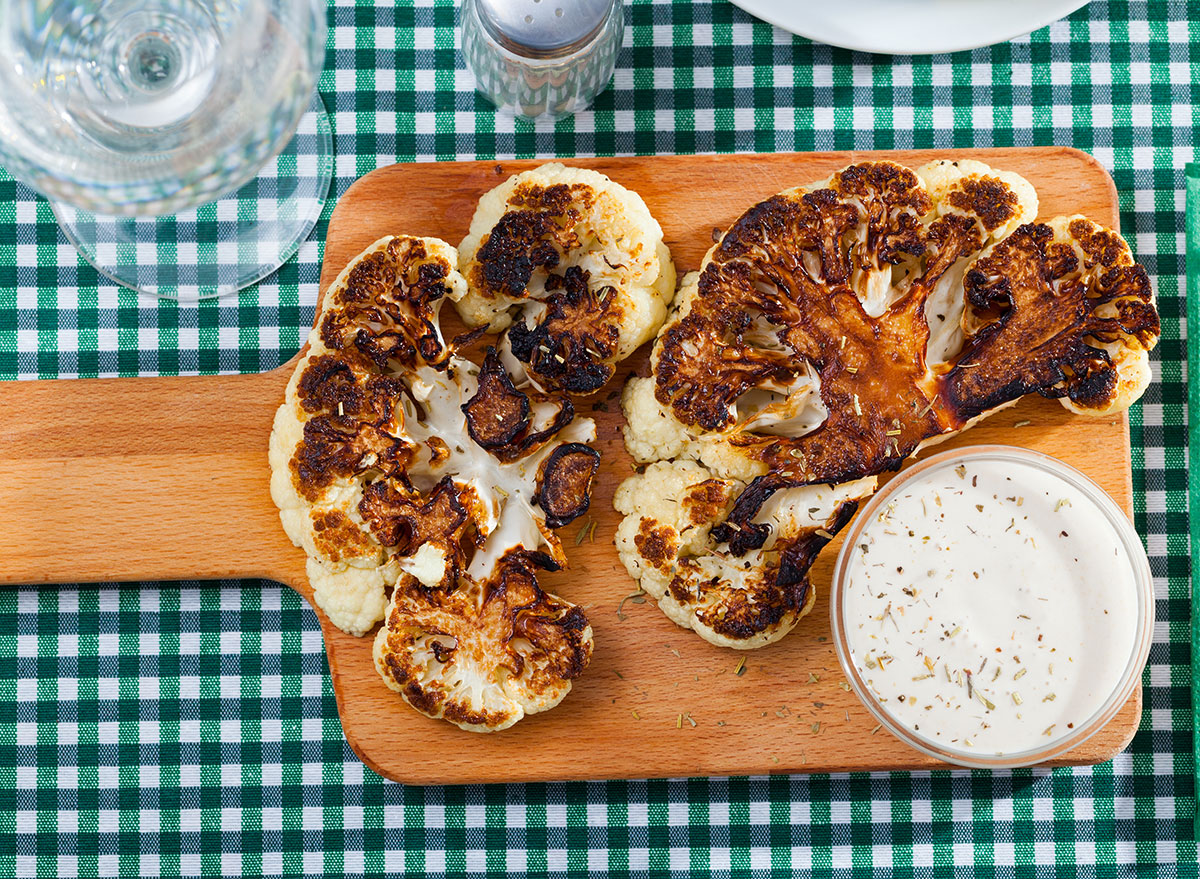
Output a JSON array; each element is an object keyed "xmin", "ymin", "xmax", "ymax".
[{"xmin": 329, "ymin": 689, "xmax": 1148, "ymax": 785}]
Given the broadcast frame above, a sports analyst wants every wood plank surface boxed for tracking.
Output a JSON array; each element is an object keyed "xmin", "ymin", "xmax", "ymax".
[{"xmin": 0, "ymin": 148, "xmax": 1143, "ymax": 783}]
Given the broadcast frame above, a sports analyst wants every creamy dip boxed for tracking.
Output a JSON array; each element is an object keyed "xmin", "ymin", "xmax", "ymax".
[{"xmin": 842, "ymin": 454, "xmax": 1140, "ymax": 756}]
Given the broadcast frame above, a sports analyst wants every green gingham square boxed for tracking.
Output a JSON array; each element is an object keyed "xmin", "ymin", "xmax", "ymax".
[{"xmin": 0, "ymin": 1, "xmax": 1196, "ymax": 876}]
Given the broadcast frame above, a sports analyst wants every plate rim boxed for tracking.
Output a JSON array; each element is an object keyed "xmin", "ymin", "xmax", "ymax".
[{"xmin": 727, "ymin": 0, "xmax": 1093, "ymax": 55}]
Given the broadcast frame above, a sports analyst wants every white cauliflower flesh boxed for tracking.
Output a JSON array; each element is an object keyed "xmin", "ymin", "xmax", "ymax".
[
  {"xmin": 269, "ymin": 234, "xmax": 602, "ymax": 730},
  {"xmin": 457, "ymin": 162, "xmax": 676, "ymax": 395},
  {"xmin": 374, "ymin": 551, "xmax": 593, "ymax": 732},
  {"xmin": 614, "ymin": 462, "xmax": 876, "ymax": 649},
  {"xmin": 619, "ymin": 159, "xmax": 1160, "ymax": 649}
]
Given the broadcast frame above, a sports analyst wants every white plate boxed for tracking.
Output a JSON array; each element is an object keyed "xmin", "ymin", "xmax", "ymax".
[{"xmin": 728, "ymin": 0, "xmax": 1092, "ymax": 55}]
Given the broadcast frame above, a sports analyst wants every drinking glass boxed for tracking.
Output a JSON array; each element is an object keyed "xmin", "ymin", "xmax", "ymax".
[{"xmin": 0, "ymin": 0, "xmax": 332, "ymax": 301}]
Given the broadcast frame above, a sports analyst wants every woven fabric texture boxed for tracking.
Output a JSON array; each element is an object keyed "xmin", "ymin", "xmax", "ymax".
[{"xmin": 0, "ymin": 1, "xmax": 1195, "ymax": 876}]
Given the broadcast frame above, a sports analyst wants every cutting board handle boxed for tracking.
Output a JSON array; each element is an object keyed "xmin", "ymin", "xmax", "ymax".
[{"xmin": 0, "ymin": 369, "xmax": 306, "ymax": 589}]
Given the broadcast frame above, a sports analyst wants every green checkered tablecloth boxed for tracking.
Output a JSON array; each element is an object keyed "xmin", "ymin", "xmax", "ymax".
[{"xmin": 1, "ymin": 1, "xmax": 1195, "ymax": 876}]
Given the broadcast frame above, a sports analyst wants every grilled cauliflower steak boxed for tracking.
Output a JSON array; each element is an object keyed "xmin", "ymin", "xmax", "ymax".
[
  {"xmin": 374, "ymin": 550, "xmax": 593, "ymax": 732},
  {"xmin": 270, "ymin": 234, "xmax": 600, "ymax": 730},
  {"xmin": 614, "ymin": 461, "xmax": 875, "ymax": 649},
  {"xmin": 458, "ymin": 163, "xmax": 675, "ymax": 395},
  {"xmin": 619, "ymin": 159, "xmax": 1159, "ymax": 649}
]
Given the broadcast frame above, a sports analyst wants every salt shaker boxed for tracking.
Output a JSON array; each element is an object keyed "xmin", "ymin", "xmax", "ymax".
[{"xmin": 461, "ymin": 0, "xmax": 624, "ymax": 119}]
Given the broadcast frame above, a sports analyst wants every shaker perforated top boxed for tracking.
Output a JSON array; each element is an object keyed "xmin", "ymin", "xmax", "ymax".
[{"xmin": 474, "ymin": 0, "xmax": 617, "ymax": 57}]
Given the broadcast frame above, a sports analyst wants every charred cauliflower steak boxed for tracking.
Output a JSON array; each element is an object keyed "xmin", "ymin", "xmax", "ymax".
[
  {"xmin": 374, "ymin": 550, "xmax": 593, "ymax": 732},
  {"xmin": 614, "ymin": 461, "xmax": 875, "ymax": 648},
  {"xmin": 618, "ymin": 159, "xmax": 1159, "ymax": 649},
  {"xmin": 457, "ymin": 163, "xmax": 676, "ymax": 395},
  {"xmin": 270, "ymin": 234, "xmax": 599, "ymax": 730}
]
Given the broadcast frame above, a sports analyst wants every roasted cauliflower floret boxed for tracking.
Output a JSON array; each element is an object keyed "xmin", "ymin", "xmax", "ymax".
[
  {"xmin": 946, "ymin": 214, "xmax": 1158, "ymax": 419},
  {"xmin": 374, "ymin": 552, "xmax": 593, "ymax": 732},
  {"xmin": 306, "ymin": 556, "xmax": 393, "ymax": 638},
  {"xmin": 457, "ymin": 163, "xmax": 675, "ymax": 395},
  {"xmin": 620, "ymin": 375, "xmax": 694, "ymax": 465},
  {"xmin": 615, "ymin": 461, "xmax": 876, "ymax": 649},
  {"xmin": 619, "ymin": 159, "xmax": 1159, "ymax": 649},
  {"xmin": 270, "ymin": 234, "xmax": 601, "ymax": 728},
  {"xmin": 917, "ymin": 159, "xmax": 1038, "ymax": 241}
]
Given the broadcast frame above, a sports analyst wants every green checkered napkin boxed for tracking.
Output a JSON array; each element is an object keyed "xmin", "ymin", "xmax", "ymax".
[
  {"xmin": 1187, "ymin": 162, "xmax": 1200, "ymax": 843},
  {"xmin": 0, "ymin": 1, "xmax": 1196, "ymax": 876}
]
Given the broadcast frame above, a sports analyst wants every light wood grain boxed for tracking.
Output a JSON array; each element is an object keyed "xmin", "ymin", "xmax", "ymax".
[{"xmin": 0, "ymin": 148, "xmax": 1142, "ymax": 783}]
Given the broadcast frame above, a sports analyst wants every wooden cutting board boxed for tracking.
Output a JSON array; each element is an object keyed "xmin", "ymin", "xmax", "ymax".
[{"xmin": 0, "ymin": 148, "xmax": 1143, "ymax": 784}]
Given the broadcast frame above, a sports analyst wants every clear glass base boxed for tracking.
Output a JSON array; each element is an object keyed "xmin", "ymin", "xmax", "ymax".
[{"xmin": 51, "ymin": 90, "xmax": 333, "ymax": 303}]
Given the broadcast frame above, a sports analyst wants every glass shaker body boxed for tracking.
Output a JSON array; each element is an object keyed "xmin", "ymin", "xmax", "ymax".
[{"xmin": 461, "ymin": 0, "xmax": 624, "ymax": 119}]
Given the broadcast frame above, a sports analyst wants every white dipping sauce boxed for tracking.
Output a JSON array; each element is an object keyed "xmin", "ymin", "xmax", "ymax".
[{"xmin": 842, "ymin": 456, "xmax": 1139, "ymax": 756}]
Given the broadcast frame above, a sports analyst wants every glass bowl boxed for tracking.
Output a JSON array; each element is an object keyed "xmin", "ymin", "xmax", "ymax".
[{"xmin": 829, "ymin": 444, "xmax": 1154, "ymax": 769}]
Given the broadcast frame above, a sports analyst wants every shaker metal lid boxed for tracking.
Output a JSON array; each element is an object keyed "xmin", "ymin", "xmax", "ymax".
[{"xmin": 475, "ymin": 0, "xmax": 616, "ymax": 58}]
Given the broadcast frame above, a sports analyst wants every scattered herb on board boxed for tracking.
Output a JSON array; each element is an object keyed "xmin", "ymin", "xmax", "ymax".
[
  {"xmin": 1014, "ymin": 420, "xmax": 1032, "ymax": 428},
  {"xmin": 808, "ymin": 673, "xmax": 819, "ymax": 684},
  {"xmin": 871, "ymin": 724, "xmax": 882, "ymax": 735},
  {"xmin": 616, "ymin": 590, "xmax": 646, "ymax": 620},
  {"xmin": 631, "ymin": 709, "xmax": 640, "ymax": 720},
  {"xmin": 734, "ymin": 657, "xmax": 747, "ymax": 676}
]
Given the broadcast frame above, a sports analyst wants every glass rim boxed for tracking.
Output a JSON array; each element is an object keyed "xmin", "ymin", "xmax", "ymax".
[{"xmin": 829, "ymin": 444, "xmax": 1154, "ymax": 770}]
